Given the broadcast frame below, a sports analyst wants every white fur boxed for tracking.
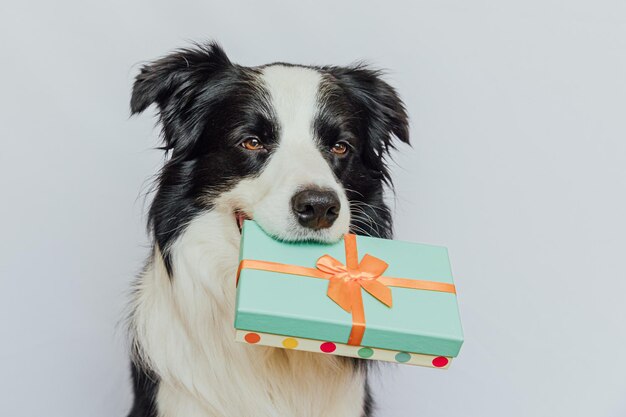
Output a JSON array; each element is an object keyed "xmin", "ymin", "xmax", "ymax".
[
  {"xmin": 238, "ymin": 65, "xmax": 350, "ymax": 242},
  {"xmin": 131, "ymin": 65, "xmax": 365, "ymax": 417}
]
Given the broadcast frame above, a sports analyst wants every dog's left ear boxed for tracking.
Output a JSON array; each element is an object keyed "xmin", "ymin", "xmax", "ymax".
[
  {"xmin": 130, "ymin": 42, "xmax": 233, "ymax": 154},
  {"xmin": 326, "ymin": 65, "xmax": 410, "ymax": 151}
]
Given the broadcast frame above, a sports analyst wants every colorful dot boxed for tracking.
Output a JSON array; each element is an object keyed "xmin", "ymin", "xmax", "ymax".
[
  {"xmin": 432, "ymin": 356, "xmax": 449, "ymax": 368},
  {"xmin": 320, "ymin": 342, "xmax": 337, "ymax": 353},
  {"xmin": 244, "ymin": 332, "xmax": 260, "ymax": 344},
  {"xmin": 395, "ymin": 352, "xmax": 411, "ymax": 363},
  {"xmin": 282, "ymin": 338, "xmax": 299, "ymax": 349},
  {"xmin": 358, "ymin": 347, "xmax": 374, "ymax": 358}
]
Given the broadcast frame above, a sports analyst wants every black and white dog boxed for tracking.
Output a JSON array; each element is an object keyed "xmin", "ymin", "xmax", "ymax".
[{"xmin": 128, "ymin": 42, "xmax": 409, "ymax": 417}]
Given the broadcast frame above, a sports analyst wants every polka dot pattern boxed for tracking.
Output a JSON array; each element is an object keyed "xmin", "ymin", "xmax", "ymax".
[
  {"xmin": 236, "ymin": 330, "xmax": 452, "ymax": 368},
  {"xmin": 320, "ymin": 342, "xmax": 336, "ymax": 353},
  {"xmin": 432, "ymin": 356, "xmax": 449, "ymax": 368},
  {"xmin": 244, "ymin": 332, "xmax": 260, "ymax": 344},
  {"xmin": 282, "ymin": 338, "xmax": 298, "ymax": 349}
]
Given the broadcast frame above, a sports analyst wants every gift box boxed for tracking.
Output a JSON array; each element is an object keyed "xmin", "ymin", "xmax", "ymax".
[{"xmin": 234, "ymin": 221, "xmax": 463, "ymax": 369}]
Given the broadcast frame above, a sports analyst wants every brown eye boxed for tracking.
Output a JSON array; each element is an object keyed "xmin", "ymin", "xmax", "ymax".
[
  {"xmin": 241, "ymin": 136, "xmax": 264, "ymax": 151},
  {"xmin": 331, "ymin": 141, "xmax": 349, "ymax": 155}
]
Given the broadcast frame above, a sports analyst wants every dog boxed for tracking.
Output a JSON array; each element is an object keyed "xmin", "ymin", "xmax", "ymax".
[{"xmin": 127, "ymin": 42, "xmax": 409, "ymax": 417}]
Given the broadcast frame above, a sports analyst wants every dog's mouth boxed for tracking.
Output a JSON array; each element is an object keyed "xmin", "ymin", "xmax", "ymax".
[{"xmin": 234, "ymin": 210, "xmax": 252, "ymax": 233}]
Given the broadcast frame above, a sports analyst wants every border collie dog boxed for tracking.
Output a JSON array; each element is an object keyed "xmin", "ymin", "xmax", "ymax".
[{"xmin": 128, "ymin": 42, "xmax": 409, "ymax": 417}]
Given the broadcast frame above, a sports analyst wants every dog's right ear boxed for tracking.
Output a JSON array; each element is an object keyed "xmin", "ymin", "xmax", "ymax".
[{"xmin": 130, "ymin": 42, "xmax": 232, "ymax": 152}]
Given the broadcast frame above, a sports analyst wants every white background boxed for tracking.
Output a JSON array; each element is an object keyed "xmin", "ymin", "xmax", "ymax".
[{"xmin": 1, "ymin": 1, "xmax": 625, "ymax": 416}]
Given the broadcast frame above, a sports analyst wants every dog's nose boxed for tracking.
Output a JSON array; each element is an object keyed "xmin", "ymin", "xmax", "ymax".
[{"xmin": 291, "ymin": 189, "xmax": 340, "ymax": 230}]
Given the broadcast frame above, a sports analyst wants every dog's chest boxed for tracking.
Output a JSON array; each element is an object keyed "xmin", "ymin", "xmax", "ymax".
[{"xmin": 136, "ymin": 213, "xmax": 367, "ymax": 417}]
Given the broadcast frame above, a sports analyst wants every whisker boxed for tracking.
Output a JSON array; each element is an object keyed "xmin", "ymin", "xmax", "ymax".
[
  {"xmin": 343, "ymin": 187, "xmax": 365, "ymax": 198},
  {"xmin": 349, "ymin": 205, "xmax": 382, "ymax": 236},
  {"xmin": 349, "ymin": 224, "xmax": 372, "ymax": 236},
  {"xmin": 349, "ymin": 200, "xmax": 389, "ymax": 214}
]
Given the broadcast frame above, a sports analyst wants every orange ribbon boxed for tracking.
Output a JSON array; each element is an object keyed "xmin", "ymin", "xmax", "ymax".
[{"xmin": 236, "ymin": 234, "xmax": 456, "ymax": 346}]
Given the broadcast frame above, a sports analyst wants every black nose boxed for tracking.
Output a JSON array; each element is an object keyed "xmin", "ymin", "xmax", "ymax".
[{"xmin": 291, "ymin": 189, "xmax": 340, "ymax": 230}]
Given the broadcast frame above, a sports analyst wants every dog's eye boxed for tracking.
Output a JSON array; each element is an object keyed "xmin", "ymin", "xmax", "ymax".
[
  {"xmin": 241, "ymin": 136, "xmax": 264, "ymax": 151},
  {"xmin": 330, "ymin": 141, "xmax": 349, "ymax": 155}
]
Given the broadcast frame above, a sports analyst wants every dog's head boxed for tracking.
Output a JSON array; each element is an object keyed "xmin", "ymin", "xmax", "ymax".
[{"xmin": 131, "ymin": 43, "xmax": 408, "ymax": 273}]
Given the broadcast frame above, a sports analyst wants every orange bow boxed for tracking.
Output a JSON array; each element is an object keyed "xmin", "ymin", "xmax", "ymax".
[
  {"xmin": 237, "ymin": 233, "xmax": 456, "ymax": 346},
  {"xmin": 317, "ymin": 253, "xmax": 392, "ymax": 312}
]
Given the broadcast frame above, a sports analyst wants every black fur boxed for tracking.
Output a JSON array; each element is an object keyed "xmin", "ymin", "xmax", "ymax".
[
  {"xmin": 127, "ymin": 362, "xmax": 158, "ymax": 417},
  {"xmin": 129, "ymin": 42, "xmax": 408, "ymax": 417},
  {"xmin": 316, "ymin": 66, "xmax": 409, "ymax": 238},
  {"xmin": 131, "ymin": 43, "xmax": 276, "ymax": 274}
]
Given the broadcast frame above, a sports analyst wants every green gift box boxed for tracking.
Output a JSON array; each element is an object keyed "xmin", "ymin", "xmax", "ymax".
[{"xmin": 234, "ymin": 220, "xmax": 463, "ymax": 368}]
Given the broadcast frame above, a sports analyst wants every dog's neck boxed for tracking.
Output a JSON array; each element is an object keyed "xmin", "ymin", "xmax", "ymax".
[{"xmin": 131, "ymin": 210, "xmax": 367, "ymax": 417}]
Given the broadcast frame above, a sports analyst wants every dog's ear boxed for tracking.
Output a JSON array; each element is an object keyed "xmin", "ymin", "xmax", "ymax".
[
  {"xmin": 324, "ymin": 65, "xmax": 409, "ymax": 185},
  {"xmin": 327, "ymin": 65, "xmax": 409, "ymax": 150},
  {"xmin": 130, "ymin": 42, "xmax": 232, "ymax": 153}
]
